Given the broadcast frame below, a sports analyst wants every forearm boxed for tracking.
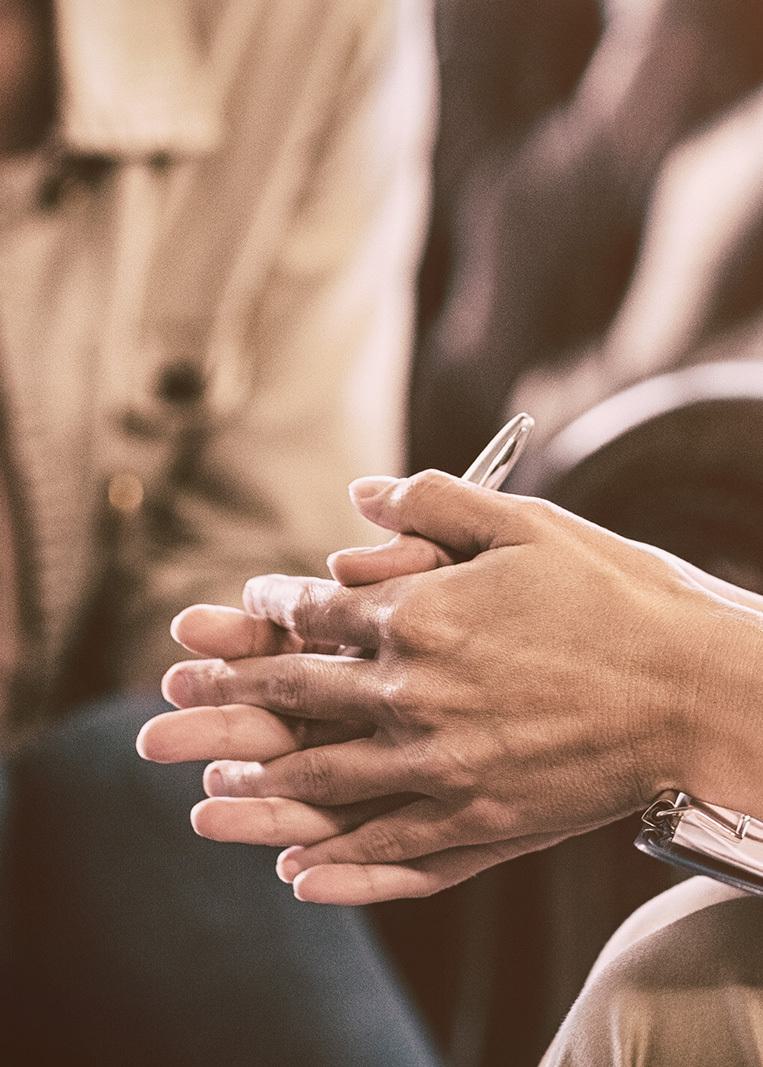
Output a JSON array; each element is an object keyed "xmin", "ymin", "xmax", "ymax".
[{"xmin": 640, "ymin": 542, "xmax": 763, "ymax": 615}]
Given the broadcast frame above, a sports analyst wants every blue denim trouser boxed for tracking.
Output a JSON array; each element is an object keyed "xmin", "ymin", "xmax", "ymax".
[{"xmin": 1, "ymin": 695, "xmax": 440, "ymax": 1067}]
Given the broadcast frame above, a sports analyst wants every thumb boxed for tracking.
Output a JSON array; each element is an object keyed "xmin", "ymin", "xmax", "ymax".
[
  {"xmin": 347, "ymin": 469, "xmax": 535, "ymax": 557},
  {"xmin": 328, "ymin": 532, "xmax": 460, "ymax": 587}
]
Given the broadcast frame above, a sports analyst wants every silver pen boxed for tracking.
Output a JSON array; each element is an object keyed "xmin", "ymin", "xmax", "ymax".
[{"xmin": 462, "ymin": 412, "xmax": 535, "ymax": 489}]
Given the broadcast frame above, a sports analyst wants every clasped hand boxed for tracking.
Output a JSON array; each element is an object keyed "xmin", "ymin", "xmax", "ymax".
[{"xmin": 138, "ymin": 471, "xmax": 711, "ymax": 904}]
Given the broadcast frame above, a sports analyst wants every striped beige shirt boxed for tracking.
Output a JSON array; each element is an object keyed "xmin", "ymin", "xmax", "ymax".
[{"xmin": 0, "ymin": 0, "xmax": 435, "ymax": 741}]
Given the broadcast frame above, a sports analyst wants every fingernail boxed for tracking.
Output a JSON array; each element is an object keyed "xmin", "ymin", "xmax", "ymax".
[
  {"xmin": 348, "ymin": 476, "xmax": 397, "ymax": 504},
  {"xmin": 279, "ymin": 858, "xmax": 301, "ymax": 882},
  {"xmin": 205, "ymin": 766, "xmax": 225, "ymax": 796},
  {"xmin": 277, "ymin": 846, "xmax": 305, "ymax": 884},
  {"xmin": 292, "ymin": 873, "xmax": 310, "ymax": 902},
  {"xmin": 160, "ymin": 665, "xmax": 184, "ymax": 707},
  {"xmin": 327, "ymin": 545, "xmax": 378, "ymax": 567},
  {"xmin": 190, "ymin": 800, "xmax": 211, "ymax": 838},
  {"xmin": 135, "ymin": 723, "xmax": 149, "ymax": 759}
]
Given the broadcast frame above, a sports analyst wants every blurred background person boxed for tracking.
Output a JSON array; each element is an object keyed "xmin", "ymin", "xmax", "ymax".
[
  {"xmin": 1, "ymin": 1, "xmax": 437, "ymax": 1064},
  {"xmin": 412, "ymin": 0, "xmax": 763, "ymax": 473},
  {"xmin": 0, "ymin": 0, "xmax": 430, "ymax": 747}
]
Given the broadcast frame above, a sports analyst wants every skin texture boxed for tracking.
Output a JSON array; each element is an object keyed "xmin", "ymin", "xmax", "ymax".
[{"xmin": 138, "ymin": 472, "xmax": 763, "ymax": 905}]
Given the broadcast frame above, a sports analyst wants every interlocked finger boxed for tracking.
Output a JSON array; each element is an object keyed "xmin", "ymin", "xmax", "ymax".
[
  {"xmin": 190, "ymin": 794, "xmax": 404, "ymax": 847},
  {"xmin": 136, "ymin": 704, "xmax": 362, "ymax": 765},
  {"xmin": 231, "ymin": 737, "xmax": 415, "ymax": 806},
  {"xmin": 170, "ymin": 604, "xmax": 302, "ymax": 659},
  {"xmin": 243, "ymin": 574, "xmax": 384, "ymax": 648},
  {"xmin": 275, "ymin": 798, "xmax": 494, "ymax": 877},
  {"xmin": 287, "ymin": 833, "xmax": 568, "ymax": 905},
  {"xmin": 328, "ymin": 533, "xmax": 459, "ymax": 587},
  {"xmin": 162, "ymin": 653, "xmax": 383, "ymax": 723}
]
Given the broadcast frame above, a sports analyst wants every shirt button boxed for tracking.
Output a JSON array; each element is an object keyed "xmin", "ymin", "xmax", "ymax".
[{"xmin": 107, "ymin": 472, "xmax": 145, "ymax": 515}]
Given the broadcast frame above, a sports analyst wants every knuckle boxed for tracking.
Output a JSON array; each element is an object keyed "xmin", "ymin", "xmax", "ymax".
[
  {"xmin": 515, "ymin": 495, "xmax": 553, "ymax": 529},
  {"xmin": 466, "ymin": 796, "xmax": 509, "ymax": 836},
  {"xmin": 428, "ymin": 747, "xmax": 477, "ymax": 799},
  {"xmin": 400, "ymin": 734, "xmax": 476, "ymax": 800},
  {"xmin": 401, "ymin": 731, "xmax": 439, "ymax": 778},
  {"xmin": 236, "ymin": 762, "xmax": 267, "ymax": 793},
  {"xmin": 265, "ymin": 665, "xmax": 305, "ymax": 713},
  {"xmin": 360, "ymin": 822, "xmax": 404, "ymax": 862},
  {"xmin": 290, "ymin": 580, "xmax": 352, "ymax": 645},
  {"xmin": 403, "ymin": 469, "xmax": 448, "ymax": 508},
  {"xmin": 214, "ymin": 705, "xmax": 237, "ymax": 749},
  {"xmin": 517, "ymin": 495, "xmax": 571, "ymax": 535},
  {"xmin": 380, "ymin": 670, "xmax": 422, "ymax": 724},
  {"xmin": 293, "ymin": 749, "xmax": 336, "ymax": 801},
  {"xmin": 257, "ymin": 797, "xmax": 282, "ymax": 839},
  {"xmin": 291, "ymin": 582, "xmax": 322, "ymax": 638},
  {"xmin": 386, "ymin": 593, "xmax": 428, "ymax": 650},
  {"xmin": 188, "ymin": 660, "xmax": 233, "ymax": 707}
]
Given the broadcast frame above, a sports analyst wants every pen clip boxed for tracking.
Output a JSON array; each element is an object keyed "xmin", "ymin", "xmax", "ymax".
[{"xmin": 462, "ymin": 412, "xmax": 535, "ymax": 489}]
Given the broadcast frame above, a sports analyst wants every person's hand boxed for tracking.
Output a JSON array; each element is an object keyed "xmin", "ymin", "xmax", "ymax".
[
  {"xmin": 138, "ymin": 492, "xmax": 569, "ymax": 898},
  {"xmin": 137, "ymin": 603, "xmax": 368, "ymax": 767},
  {"xmin": 145, "ymin": 471, "xmax": 753, "ymax": 905}
]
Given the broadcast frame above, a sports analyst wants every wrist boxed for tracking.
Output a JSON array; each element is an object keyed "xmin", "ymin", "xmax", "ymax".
[{"xmin": 670, "ymin": 593, "xmax": 763, "ymax": 819}]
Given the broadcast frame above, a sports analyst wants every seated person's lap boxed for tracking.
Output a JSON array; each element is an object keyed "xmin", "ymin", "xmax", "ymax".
[
  {"xmin": 6, "ymin": 697, "xmax": 759, "ymax": 1066},
  {"xmin": 1, "ymin": 697, "xmax": 440, "ymax": 1067},
  {"xmin": 542, "ymin": 877, "xmax": 763, "ymax": 1066}
]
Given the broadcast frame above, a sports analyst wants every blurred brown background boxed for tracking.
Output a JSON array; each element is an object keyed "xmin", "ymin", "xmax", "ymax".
[{"xmin": 382, "ymin": 3, "xmax": 763, "ymax": 1064}]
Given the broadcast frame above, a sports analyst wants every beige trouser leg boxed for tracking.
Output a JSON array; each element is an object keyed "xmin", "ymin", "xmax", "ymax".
[{"xmin": 540, "ymin": 877, "xmax": 763, "ymax": 1066}]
